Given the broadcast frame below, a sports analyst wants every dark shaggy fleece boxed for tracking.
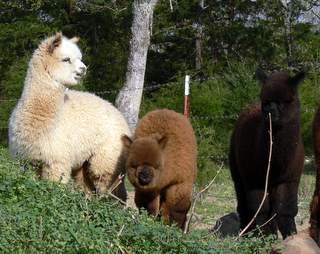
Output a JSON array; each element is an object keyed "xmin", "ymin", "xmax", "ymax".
[
  {"xmin": 310, "ymin": 107, "xmax": 320, "ymax": 246},
  {"xmin": 229, "ymin": 70, "xmax": 305, "ymax": 239}
]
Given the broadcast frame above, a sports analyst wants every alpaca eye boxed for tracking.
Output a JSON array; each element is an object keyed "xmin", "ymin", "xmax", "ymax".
[{"xmin": 62, "ymin": 57, "xmax": 71, "ymax": 63}]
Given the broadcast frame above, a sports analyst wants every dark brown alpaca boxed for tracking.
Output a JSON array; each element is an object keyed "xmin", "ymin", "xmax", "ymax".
[
  {"xmin": 229, "ymin": 69, "xmax": 305, "ymax": 239},
  {"xmin": 310, "ymin": 108, "xmax": 320, "ymax": 246}
]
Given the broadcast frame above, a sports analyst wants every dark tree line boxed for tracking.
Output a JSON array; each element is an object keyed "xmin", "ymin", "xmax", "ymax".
[{"xmin": 0, "ymin": 0, "xmax": 319, "ymax": 145}]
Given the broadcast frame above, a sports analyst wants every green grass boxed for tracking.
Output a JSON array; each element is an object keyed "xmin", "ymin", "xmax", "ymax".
[
  {"xmin": 195, "ymin": 168, "xmax": 236, "ymax": 227},
  {"xmin": 191, "ymin": 160, "xmax": 315, "ymax": 236},
  {"xmin": 0, "ymin": 146, "xmax": 279, "ymax": 253}
]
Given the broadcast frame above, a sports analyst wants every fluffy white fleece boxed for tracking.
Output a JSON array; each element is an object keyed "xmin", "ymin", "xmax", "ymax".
[{"xmin": 8, "ymin": 33, "xmax": 129, "ymax": 199}]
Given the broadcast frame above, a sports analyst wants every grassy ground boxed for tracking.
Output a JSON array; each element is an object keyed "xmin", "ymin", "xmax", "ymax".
[
  {"xmin": 0, "ymin": 146, "xmax": 281, "ymax": 253},
  {"xmin": 188, "ymin": 160, "xmax": 315, "ymax": 234},
  {"xmin": 115, "ymin": 157, "xmax": 316, "ymax": 249}
]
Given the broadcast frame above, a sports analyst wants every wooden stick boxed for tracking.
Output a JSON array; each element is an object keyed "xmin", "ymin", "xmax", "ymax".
[
  {"xmin": 183, "ymin": 163, "xmax": 223, "ymax": 234},
  {"xmin": 240, "ymin": 213, "xmax": 277, "ymax": 237},
  {"xmin": 238, "ymin": 113, "xmax": 273, "ymax": 237},
  {"xmin": 117, "ymin": 225, "xmax": 125, "ymax": 237},
  {"xmin": 103, "ymin": 174, "xmax": 126, "ymax": 205},
  {"xmin": 107, "ymin": 192, "xmax": 126, "ymax": 206},
  {"xmin": 109, "ymin": 174, "xmax": 125, "ymax": 193}
]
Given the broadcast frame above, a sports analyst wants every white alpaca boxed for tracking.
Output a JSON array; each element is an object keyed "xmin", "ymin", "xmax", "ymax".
[{"xmin": 8, "ymin": 33, "xmax": 129, "ymax": 200}]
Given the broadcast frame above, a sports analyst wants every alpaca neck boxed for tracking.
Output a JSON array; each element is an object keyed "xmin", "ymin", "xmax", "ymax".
[
  {"xmin": 18, "ymin": 58, "xmax": 65, "ymax": 136},
  {"xmin": 263, "ymin": 115, "xmax": 301, "ymax": 165},
  {"xmin": 274, "ymin": 120, "xmax": 300, "ymax": 145}
]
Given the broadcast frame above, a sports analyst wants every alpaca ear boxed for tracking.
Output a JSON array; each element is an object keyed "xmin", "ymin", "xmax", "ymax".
[
  {"xmin": 255, "ymin": 68, "xmax": 268, "ymax": 84},
  {"xmin": 154, "ymin": 133, "xmax": 168, "ymax": 150},
  {"xmin": 70, "ymin": 36, "xmax": 80, "ymax": 43},
  {"xmin": 289, "ymin": 71, "xmax": 306, "ymax": 87},
  {"xmin": 158, "ymin": 136, "xmax": 168, "ymax": 149},
  {"xmin": 48, "ymin": 32, "xmax": 62, "ymax": 54},
  {"xmin": 121, "ymin": 135, "xmax": 133, "ymax": 149}
]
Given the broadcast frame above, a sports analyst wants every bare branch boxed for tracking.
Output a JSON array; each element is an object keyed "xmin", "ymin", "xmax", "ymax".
[
  {"xmin": 311, "ymin": 9, "xmax": 320, "ymax": 19},
  {"xmin": 107, "ymin": 191, "xmax": 127, "ymax": 206},
  {"xmin": 183, "ymin": 164, "xmax": 223, "ymax": 234},
  {"xmin": 169, "ymin": 0, "xmax": 173, "ymax": 11},
  {"xmin": 104, "ymin": 174, "xmax": 126, "ymax": 206},
  {"xmin": 117, "ymin": 225, "xmax": 125, "ymax": 237},
  {"xmin": 238, "ymin": 113, "xmax": 273, "ymax": 237},
  {"xmin": 109, "ymin": 174, "xmax": 125, "ymax": 193},
  {"xmin": 240, "ymin": 213, "xmax": 277, "ymax": 237}
]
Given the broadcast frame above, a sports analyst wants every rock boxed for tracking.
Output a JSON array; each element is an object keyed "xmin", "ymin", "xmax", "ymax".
[{"xmin": 210, "ymin": 212, "xmax": 240, "ymax": 237}]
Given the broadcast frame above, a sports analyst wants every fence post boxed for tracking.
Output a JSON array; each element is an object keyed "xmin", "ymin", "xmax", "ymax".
[{"xmin": 184, "ymin": 75, "xmax": 190, "ymax": 118}]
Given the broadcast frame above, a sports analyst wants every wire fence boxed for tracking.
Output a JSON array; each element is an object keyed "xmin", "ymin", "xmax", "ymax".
[
  {"xmin": 0, "ymin": 76, "xmax": 319, "ymax": 164},
  {"xmin": 1, "ymin": 78, "xmax": 319, "ymax": 165},
  {"xmin": 0, "ymin": 80, "xmax": 225, "ymax": 133},
  {"xmin": 0, "ymin": 81, "xmax": 185, "ymax": 103}
]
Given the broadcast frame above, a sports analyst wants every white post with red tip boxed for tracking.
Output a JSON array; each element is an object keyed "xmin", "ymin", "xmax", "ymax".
[{"xmin": 184, "ymin": 75, "xmax": 190, "ymax": 118}]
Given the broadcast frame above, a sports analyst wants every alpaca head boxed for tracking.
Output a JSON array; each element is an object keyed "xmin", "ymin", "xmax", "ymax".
[
  {"xmin": 121, "ymin": 133, "xmax": 167, "ymax": 191},
  {"xmin": 256, "ymin": 69, "xmax": 306, "ymax": 126},
  {"xmin": 37, "ymin": 32, "xmax": 87, "ymax": 86}
]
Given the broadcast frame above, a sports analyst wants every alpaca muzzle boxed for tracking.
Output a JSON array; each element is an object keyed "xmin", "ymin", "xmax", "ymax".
[
  {"xmin": 263, "ymin": 102, "xmax": 280, "ymax": 123},
  {"xmin": 138, "ymin": 167, "xmax": 153, "ymax": 186}
]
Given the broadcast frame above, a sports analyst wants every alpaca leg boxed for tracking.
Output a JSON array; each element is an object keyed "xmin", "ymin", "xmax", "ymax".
[
  {"xmin": 310, "ymin": 163, "xmax": 320, "ymax": 245},
  {"xmin": 88, "ymin": 148, "xmax": 126, "ymax": 199},
  {"xmin": 310, "ymin": 193, "xmax": 320, "ymax": 245},
  {"xmin": 235, "ymin": 183, "xmax": 251, "ymax": 232},
  {"xmin": 246, "ymin": 190, "xmax": 276, "ymax": 235},
  {"xmin": 135, "ymin": 191, "xmax": 160, "ymax": 216},
  {"xmin": 71, "ymin": 162, "xmax": 95, "ymax": 192},
  {"xmin": 272, "ymin": 182, "xmax": 298, "ymax": 239},
  {"xmin": 161, "ymin": 183, "xmax": 192, "ymax": 230},
  {"xmin": 40, "ymin": 162, "xmax": 71, "ymax": 184},
  {"xmin": 230, "ymin": 170, "xmax": 250, "ymax": 232},
  {"xmin": 229, "ymin": 144, "xmax": 250, "ymax": 232}
]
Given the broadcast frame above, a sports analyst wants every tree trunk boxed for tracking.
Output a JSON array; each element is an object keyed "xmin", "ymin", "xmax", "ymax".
[
  {"xmin": 115, "ymin": 0, "xmax": 158, "ymax": 131},
  {"xmin": 281, "ymin": 0, "xmax": 293, "ymax": 66},
  {"xmin": 195, "ymin": 0, "xmax": 204, "ymax": 71}
]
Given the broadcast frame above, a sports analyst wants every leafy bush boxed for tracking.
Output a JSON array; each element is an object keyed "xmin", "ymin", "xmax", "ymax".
[
  {"xmin": 0, "ymin": 56, "xmax": 30, "ymax": 146},
  {"xmin": 0, "ymin": 147, "xmax": 277, "ymax": 253}
]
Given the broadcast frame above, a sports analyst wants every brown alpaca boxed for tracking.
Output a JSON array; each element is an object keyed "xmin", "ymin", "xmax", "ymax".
[
  {"xmin": 310, "ymin": 107, "xmax": 320, "ymax": 246},
  {"xmin": 122, "ymin": 109, "xmax": 197, "ymax": 229},
  {"xmin": 229, "ymin": 70, "xmax": 305, "ymax": 239}
]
